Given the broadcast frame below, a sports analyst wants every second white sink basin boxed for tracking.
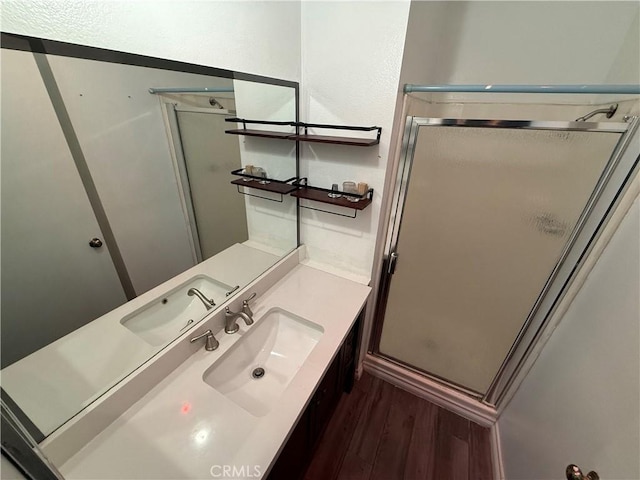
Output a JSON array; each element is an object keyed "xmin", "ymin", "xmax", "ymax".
[
  {"xmin": 203, "ymin": 307, "xmax": 323, "ymax": 417},
  {"xmin": 120, "ymin": 275, "xmax": 234, "ymax": 346}
]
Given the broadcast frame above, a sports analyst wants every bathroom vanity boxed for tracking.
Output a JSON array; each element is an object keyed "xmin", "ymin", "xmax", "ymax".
[
  {"xmin": 267, "ymin": 309, "xmax": 361, "ymax": 480},
  {"xmin": 41, "ymin": 248, "xmax": 370, "ymax": 479}
]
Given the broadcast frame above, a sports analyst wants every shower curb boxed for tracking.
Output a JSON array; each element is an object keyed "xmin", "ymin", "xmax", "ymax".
[{"xmin": 362, "ymin": 354, "xmax": 497, "ymax": 427}]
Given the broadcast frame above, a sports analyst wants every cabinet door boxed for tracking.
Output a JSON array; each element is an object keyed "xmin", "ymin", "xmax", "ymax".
[
  {"xmin": 268, "ymin": 320, "xmax": 360, "ymax": 479},
  {"xmin": 267, "ymin": 409, "xmax": 310, "ymax": 480},
  {"xmin": 340, "ymin": 312, "xmax": 363, "ymax": 393},
  {"xmin": 310, "ymin": 352, "xmax": 341, "ymax": 446},
  {"xmin": 1, "ymin": 49, "xmax": 127, "ymax": 367}
]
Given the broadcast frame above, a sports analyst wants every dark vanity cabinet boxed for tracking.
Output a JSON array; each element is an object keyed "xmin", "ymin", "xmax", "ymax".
[
  {"xmin": 267, "ymin": 311, "xmax": 363, "ymax": 480},
  {"xmin": 309, "ymin": 350, "xmax": 341, "ymax": 448}
]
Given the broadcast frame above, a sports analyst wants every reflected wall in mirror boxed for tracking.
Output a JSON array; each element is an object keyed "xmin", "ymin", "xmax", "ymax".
[{"xmin": 0, "ymin": 34, "xmax": 298, "ymax": 437}]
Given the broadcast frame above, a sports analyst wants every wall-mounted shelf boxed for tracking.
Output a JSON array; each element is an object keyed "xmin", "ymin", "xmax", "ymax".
[
  {"xmin": 225, "ymin": 118, "xmax": 381, "ymax": 147},
  {"xmin": 230, "ymin": 168, "xmax": 298, "ymax": 202},
  {"xmin": 290, "ymin": 178, "xmax": 373, "ymax": 218},
  {"xmin": 226, "ymin": 129, "xmax": 293, "ymax": 140},
  {"xmin": 288, "ymin": 133, "xmax": 378, "ymax": 147}
]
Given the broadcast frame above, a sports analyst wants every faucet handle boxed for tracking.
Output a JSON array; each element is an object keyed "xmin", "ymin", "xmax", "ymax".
[
  {"xmin": 225, "ymin": 285, "xmax": 240, "ymax": 297},
  {"xmin": 242, "ymin": 292, "xmax": 257, "ymax": 318},
  {"xmin": 189, "ymin": 329, "xmax": 219, "ymax": 351}
]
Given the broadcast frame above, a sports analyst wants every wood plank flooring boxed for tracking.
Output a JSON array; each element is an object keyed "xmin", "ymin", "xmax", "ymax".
[{"xmin": 304, "ymin": 372, "xmax": 493, "ymax": 480}]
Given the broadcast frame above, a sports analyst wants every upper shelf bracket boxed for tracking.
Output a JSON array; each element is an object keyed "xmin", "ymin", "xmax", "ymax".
[{"xmin": 225, "ymin": 118, "xmax": 381, "ymax": 146}]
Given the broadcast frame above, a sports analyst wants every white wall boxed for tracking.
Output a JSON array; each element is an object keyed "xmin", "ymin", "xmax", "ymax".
[
  {"xmin": 1, "ymin": 456, "xmax": 27, "ymax": 480},
  {"xmin": 498, "ymin": 193, "xmax": 639, "ymax": 480},
  {"xmin": 399, "ymin": 1, "xmax": 639, "ymax": 86},
  {"xmin": 299, "ymin": 0, "xmax": 411, "ymax": 282},
  {"xmin": 0, "ymin": 0, "xmax": 301, "ymax": 83}
]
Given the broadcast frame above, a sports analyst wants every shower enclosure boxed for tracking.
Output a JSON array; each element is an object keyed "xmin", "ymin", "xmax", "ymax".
[
  {"xmin": 170, "ymin": 107, "xmax": 249, "ymax": 261},
  {"xmin": 370, "ymin": 86, "xmax": 640, "ymax": 406}
]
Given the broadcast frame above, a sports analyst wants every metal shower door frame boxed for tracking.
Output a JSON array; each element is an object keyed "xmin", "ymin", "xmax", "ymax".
[
  {"xmin": 163, "ymin": 104, "xmax": 241, "ymax": 264},
  {"xmin": 370, "ymin": 115, "xmax": 638, "ymax": 405}
]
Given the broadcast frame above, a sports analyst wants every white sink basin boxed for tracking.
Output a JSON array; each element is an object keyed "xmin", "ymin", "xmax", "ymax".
[
  {"xmin": 120, "ymin": 275, "xmax": 234, "ymax": 346},
  {"xmin": 203, "ymin": 307, "xmax": 323, "ymax": 417}
]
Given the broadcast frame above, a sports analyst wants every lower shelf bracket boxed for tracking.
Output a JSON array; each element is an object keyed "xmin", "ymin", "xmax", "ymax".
[
  {"xmin": 291, "ymin": 177, "xmax": 374, "ymax": 218},
  {"xmin": 297, "ymin": 202, "xmax": 361, "ymax": 219},
  {"xmin": 235, "ymin": 184, "xmax": 284, "ymax": 203}
]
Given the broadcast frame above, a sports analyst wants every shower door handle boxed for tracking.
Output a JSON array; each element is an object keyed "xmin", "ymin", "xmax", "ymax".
[{"xmin": 388, "ymin": 252, "xmax": 399, "ymax": 275}]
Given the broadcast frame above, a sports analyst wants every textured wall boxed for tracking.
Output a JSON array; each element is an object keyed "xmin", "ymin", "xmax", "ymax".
[
  {"xmin": 399, "ymin": 1, "xmax": 639, "ymax": 85},
  {"xmin": 1, "ymin": 1, "xmax": 301, "ymax": 82},
  {"xmin": 299, "ymin": 1, "xmax": 411, "ymax": 282}
]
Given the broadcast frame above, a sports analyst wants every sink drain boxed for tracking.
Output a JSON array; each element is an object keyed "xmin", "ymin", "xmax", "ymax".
[{"xmin": 251, "ymin": 367, "xmax": 265, "ymax": 379}]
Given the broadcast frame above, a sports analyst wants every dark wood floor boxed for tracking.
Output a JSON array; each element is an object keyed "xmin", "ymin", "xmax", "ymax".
[{"xmin": 304, "ymin": 372, "xmax": 493, "ymax": 480}]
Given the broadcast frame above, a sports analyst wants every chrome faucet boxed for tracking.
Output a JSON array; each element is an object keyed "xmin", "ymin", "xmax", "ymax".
[
  {"xmin": 224, "ymin": 292, "xmax": 257, "ymax": 334},
  {"xmin": 187, "ymin": 287, "xmax": 215, "ymax": 310},
  {"xmin": 189, "ymin": 329, "xmax": 219, "ymax": 351}
]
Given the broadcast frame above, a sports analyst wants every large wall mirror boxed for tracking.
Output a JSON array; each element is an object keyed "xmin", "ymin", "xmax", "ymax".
[{"xmin": 0, "ymin": 34, "xmax": 299, "ymax": 438}]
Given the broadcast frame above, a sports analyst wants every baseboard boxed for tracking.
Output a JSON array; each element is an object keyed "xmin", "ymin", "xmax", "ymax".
[
  {"xmin": 363, "ymin": 354, "xmax": 497, "ymax": 427},
  {"xmin": 490, "ymin": 422, "xmax": 506, "ymax": 480}
]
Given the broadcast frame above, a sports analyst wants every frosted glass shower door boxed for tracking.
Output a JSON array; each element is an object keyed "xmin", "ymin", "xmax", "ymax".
[
  {"xmin": 378, "ymin": 120, "xmax": 624, "ymax": 394},
  {"xmin": 176, "ymin": 110, "xmax": 249, "ymax": 260}
]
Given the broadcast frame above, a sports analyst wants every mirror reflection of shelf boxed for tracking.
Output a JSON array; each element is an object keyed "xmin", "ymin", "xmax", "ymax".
[
  {"xmin": 230, "ymin": 168, "xmax": 298, "ymax": 202},
  {"xmin": 226, "ymin": 129, "xmax": 293, "ymax": 140},
  {"xmin": 225, "ymin": 118, "xmax": 295, "ymax": 141},
  {"xmin": 291, "ymin": 178, "xmax": 373, "ymax": 218},
  {"xmin": 225, "ymin": 118, "xmax": 381, "ymax": 146}
]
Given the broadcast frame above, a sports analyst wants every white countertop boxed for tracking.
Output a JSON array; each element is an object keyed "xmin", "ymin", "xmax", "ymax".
[
  {"xmin": 1, "ymin": 243, "xmax": 280, "ymax": 436},
  {"xmin": 59, "ymin": 264, "xmax": 370, "ymax": 479}
]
